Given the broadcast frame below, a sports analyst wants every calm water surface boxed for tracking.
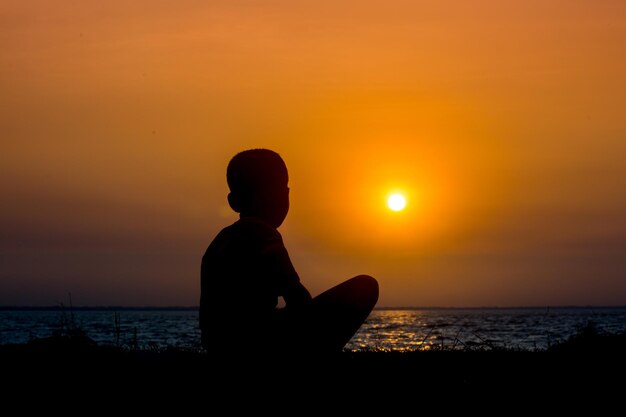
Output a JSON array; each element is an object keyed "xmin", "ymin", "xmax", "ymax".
[{"xmin": 1, "ymin": 307, "xmax": 624, "ymax": 351}]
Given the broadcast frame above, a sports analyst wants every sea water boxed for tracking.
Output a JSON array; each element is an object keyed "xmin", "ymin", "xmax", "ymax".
[{"xmin": 1, "ymin": 307, "xmax": 624, "ymax": 351}]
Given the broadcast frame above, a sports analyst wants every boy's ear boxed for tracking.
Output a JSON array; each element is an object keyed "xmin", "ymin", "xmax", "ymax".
[{"xmin": 227, "ymin": 192, "xmax": 241, "ymax": 213}]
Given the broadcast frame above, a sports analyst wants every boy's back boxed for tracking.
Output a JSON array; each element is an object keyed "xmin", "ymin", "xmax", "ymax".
[{"xmin": 200, "ymin": 217, "xmax": 300, "ymax": 348}]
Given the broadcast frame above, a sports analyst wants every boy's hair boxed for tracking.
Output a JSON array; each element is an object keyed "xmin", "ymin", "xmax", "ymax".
[{"xmin": 227, "ymin": 149, "xmax": 288, "ymax": 194}]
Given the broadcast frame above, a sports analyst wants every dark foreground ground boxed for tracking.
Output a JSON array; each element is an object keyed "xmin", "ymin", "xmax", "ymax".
[{"xmin": 1, "ymin": 327, "xmax": 625, "ymax": 397}]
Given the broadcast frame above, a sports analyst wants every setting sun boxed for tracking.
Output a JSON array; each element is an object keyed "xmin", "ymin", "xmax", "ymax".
[{"xmin": 387, "ymin": 193, "xmax": 407, "ymax": 212}]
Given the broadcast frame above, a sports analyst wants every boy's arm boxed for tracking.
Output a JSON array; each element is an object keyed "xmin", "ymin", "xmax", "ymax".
[{"xmin": 262, "ymin": 231, "xmax": 312, "ymax": 308}]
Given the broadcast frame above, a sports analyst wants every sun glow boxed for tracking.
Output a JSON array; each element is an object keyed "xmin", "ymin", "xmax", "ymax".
[{"xmin": 387, "ymin": 193, "xmax": 407, "ymax": 212}]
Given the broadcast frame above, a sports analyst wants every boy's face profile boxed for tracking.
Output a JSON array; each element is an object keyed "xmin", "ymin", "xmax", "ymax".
[
  {"xmin": 226, "ymin": 149, "xmax": 290, "ymax": 228},
  {"xmin": 246, "ymin": 182, "xmax": 290, "ymax": 228}
]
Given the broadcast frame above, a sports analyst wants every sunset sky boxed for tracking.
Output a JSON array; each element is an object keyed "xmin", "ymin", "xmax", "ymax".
[{"xmin": 2, "ymin": 0, "xmax": 625, "ymax": 307}]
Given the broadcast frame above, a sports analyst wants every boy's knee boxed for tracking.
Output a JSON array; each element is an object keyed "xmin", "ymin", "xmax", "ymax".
[
  {"xmin": 352, "ymin": 275, "xmax": 379, "ymax": 304},
  {"xmin": 354, "ymin": 274, "xmax": 378, "ymax": 290}
]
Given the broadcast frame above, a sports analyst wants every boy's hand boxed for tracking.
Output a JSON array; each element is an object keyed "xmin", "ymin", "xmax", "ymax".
[{"xmin": 284, "ymin": 282, "xmax": 312, "ymax": 308}]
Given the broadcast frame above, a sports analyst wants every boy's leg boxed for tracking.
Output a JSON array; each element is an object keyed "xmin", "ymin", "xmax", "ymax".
[{"xmin": 304, "ymin": 275, "xmax": 379, "ymax": 352}]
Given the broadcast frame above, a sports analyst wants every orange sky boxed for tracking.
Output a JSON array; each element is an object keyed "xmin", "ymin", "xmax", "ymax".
[{"xmin": 1, "ymin": 0, "xmax": 625, "ymax": 306}]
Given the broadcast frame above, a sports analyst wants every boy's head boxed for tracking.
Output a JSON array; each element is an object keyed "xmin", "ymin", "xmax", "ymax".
[{"xmin": 226, "ymin": 149, "xmax": 290, "ymax": 228}]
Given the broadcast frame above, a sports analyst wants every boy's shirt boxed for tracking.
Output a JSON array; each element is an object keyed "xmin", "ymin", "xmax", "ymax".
[{"xmin": 200, "ymin": 217, "xmax": 301, "ymax": 335}]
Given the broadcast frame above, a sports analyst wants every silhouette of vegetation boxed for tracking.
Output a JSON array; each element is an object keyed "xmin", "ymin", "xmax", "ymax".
[
  {"xmin": 26, "ymin": 293, "xmax": 97, "ymax": 349},
  {"xmin": 2, "ymin": 322, "xmax": 622, "ymax": 393},
  {"xmin": 548, "ymin": 320, "xmax": 626, "ymax": 353}
]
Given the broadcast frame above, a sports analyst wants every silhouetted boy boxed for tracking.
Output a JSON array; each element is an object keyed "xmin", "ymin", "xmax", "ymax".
[{"xmin": 200, "ymin": 149, "xmax": 378, "ymax": 353}]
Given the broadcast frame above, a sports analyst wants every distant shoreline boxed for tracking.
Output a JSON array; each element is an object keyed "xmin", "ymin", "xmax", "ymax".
[{"xmin": 1, "ymin": 305, "xmax": 625, "ymax": 311}]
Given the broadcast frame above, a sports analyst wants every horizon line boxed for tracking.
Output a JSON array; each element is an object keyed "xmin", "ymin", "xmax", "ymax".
[{"xmin": 1, "ymin": 305, "xmax": 625, "ymax": 311}]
